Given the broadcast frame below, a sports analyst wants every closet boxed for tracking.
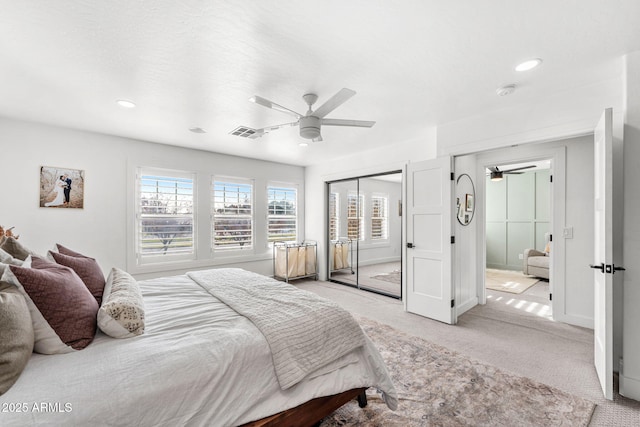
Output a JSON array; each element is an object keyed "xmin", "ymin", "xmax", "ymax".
[{"xmin": 327, "ymin": 171, "xmax": 402, "ymax": 299}]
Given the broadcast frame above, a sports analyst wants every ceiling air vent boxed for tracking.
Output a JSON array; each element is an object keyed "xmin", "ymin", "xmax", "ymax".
[{"xmin": 229, "ymin": 126, "xmax": 259, "ymax": 138}]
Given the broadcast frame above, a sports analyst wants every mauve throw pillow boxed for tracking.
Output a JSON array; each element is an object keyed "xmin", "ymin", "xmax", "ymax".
[
  {"xmin": 56, "ymin": 243, "xmax": 87, "ymax": 258},
  {"xmin": 49, "ymin": 250, "xmax": 105, "ymax": 305},
  {"xmin": 0, "ymin": 281, "xmax": 34, "ymax": 395},
  {"xmin": 8, "ymin": 257, "xmax": 98, "ymax": 353}
]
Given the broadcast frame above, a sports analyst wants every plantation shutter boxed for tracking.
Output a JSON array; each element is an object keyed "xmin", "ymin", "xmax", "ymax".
[
  {"xmin": 212, "ymin": 179, "xmax": 253, "ymax": 250},
  {"xmin": 347, "ymin": 192, "xmax": 364, "ymax": 241},
  {"xmin": 137, "ymin": 171, "xmax": 195, "ymax": 262},
  {"xmin": 329, "ymin": 192, "xmax": 339, "ymax": 240},
  {"xmin": 267, "ymin": 185, "xmax": 297, "ymax": 243},
  {"xmin": 371, "ymin": 195, "xmax": 388, "ymax": 240}
]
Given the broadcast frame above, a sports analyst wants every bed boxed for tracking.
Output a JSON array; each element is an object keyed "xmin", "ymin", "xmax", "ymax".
[{"xmin": 0, "ymin": 244, "xmax": 397, "ymax": 427}]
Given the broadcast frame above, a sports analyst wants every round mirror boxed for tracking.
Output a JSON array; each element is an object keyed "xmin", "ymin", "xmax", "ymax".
[{"xmin": 456, "ymin": 173, "xmax": 475, "ymax": 226}]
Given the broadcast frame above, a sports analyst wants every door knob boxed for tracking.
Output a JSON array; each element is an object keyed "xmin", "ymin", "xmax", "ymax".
[
  {"xmin": 589, "ymin": 263, "xmax": 605, "ymax": 273},
  {"xmin": 407, "ymin": 243, "xmax": 414, "ymax": 249}
]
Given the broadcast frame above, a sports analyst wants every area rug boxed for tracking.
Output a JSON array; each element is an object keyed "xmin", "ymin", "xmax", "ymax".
[
  {"xmin": 320, "ymin": 315, "xmax": 595, "ymax": 427},
  {"xmin": 485, "ymin": 268, "xmax": 540, "ymax": 294},
  {"xmin": 371, "ymin": 270, "xmax": 401, "ymax": 285}
]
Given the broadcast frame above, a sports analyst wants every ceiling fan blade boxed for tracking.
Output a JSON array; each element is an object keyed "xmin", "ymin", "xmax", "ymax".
[
  {"xmin": 487, "ymin": 167, "xmax": 500, "ymax": 173},
  {"xmin": 322, "ymin": 118, "xmax": 375, "ymax": 128},
  {"xmin": 249, "ymin": 96, "xmax": 302, "ymax": 119},
  {"xmin": 248, "ymin": 122, "xmax": 298, "ymax": 139},
  {"xmin": 311, "ymin": 88, "xmax": 356, "ymax": 118},
  {"xmin": 501, "ymin": 165, "xmax": 536, "ymax": 173}
]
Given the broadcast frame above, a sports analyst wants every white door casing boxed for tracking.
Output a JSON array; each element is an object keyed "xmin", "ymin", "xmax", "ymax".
[
  {"xmin": 406, "ymin": 158, "xmax": 454, "ymax": 324},
  {"xmin": 593, "ymin": 107, "xmax": 614, "ymax": 400}
]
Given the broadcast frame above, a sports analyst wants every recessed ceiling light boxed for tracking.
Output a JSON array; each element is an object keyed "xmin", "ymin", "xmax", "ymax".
[
  {"xmin": 515, "ymin": 58, "xmax": 542, "ymax": 72},
  {"xmin": 189, "ymin": 127, "xmax": 206, "ymax": 134},
  {"xmin": 116, "ymin": 99, "xmax": 136, "ymax": 108}
]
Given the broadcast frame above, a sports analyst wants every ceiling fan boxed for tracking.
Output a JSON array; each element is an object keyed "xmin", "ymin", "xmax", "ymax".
[
  {"xmin": 487, "ymin": 165, "xmax": 536, "ymax": 181},
  {"xmin": 241, "ymin": 88, "xmax": 375, "ymax": 144}
]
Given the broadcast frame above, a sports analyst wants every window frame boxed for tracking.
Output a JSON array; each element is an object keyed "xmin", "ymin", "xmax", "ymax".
[
  {"xmin": 212, "ymin": 176, "xmax": 254, "ymax": 253},
  {"xmin": 267, "ymin": 184, "xmax": 298, "ymax": 244},
  {"xmin": 347, "ymin": 191, "xmax": 365, "ymax": 241},
  {"xmin": 370, "ymin": 194, "xmax": 389, "ymax": 241},
  {"xmin": 135, "ymin": 168, "xmax": 197, "ymax": 265}
]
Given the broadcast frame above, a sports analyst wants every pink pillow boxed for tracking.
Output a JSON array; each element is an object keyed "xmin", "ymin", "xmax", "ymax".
[
  {"xmin": 56, "ymin": 243, "xmax": 86, "ymax": 258},
  {"xmin": 8, "ymin": 257, "xmax": 98, "ymax": 352},
  {"xmin": 49, "ymin": 250, "xmax": 105, "ymax": 305}
]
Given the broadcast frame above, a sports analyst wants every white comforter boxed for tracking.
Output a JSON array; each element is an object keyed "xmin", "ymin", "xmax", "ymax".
[{"xmin": 0, "ymin": 272, "xmax": 397, "ymax": 427}]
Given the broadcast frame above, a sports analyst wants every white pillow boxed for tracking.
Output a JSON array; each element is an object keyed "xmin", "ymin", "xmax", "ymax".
[{"xmin": 98, "ymin": 268, "xmax": 145, "ymax": 338}]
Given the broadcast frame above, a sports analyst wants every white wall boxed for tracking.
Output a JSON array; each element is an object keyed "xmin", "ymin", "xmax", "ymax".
[
  {"xmin": 0, "ymin": 118, "xmax": 305, "ymax": 279},
  {"xmin": 305, "ymin": 130, "xmax": 437, "ymax": 281}
]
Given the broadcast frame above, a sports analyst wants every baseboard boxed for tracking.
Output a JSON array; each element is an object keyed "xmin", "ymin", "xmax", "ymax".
[
  {"xmin": 620, "ymin": 373, "xmax": 640, "ymax": 400},
  {"xmin": 552, "ymin": 312, "xmax": 593, "ymax": 329}
]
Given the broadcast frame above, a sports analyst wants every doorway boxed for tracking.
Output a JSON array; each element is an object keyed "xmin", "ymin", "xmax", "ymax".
[
  {"xmin": 483, "ymin": 159, "xmax": 553, "ymax": 319},
  {"xmin": 327, "ymin": 171, "xmax": 403, "ymax": 299}
]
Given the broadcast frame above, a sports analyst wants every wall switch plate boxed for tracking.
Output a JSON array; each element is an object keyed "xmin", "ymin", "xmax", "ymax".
[
  {"xmin": 519, "ymin": 253, "xmax": 523, "ymax": 260},
  {"xmin": 563, "ymin": 227, "xmax": 574, "ymax": 239}
]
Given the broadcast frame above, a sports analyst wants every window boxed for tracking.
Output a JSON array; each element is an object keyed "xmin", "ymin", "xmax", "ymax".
[
  {"xmin": 347, "ymin": 192, "xmax": 364, "ymax": 241},
  {"xmin": 212, "ymin": 178, "xmax": 253, "ymax": 250},
  {"xmin": 267, "ymin": 185, "xmax": 297, "ymax": 243},
  {"xmin": 137, "ymin": 171, "xmax": 194, "ymax": 262},
  {"xmin": 371, "ymin": 195, "xmax": 388, "ymax": 240},
  {"xmin": 329, "ymin": 192, "xmax": 339, "ymax": 240}
]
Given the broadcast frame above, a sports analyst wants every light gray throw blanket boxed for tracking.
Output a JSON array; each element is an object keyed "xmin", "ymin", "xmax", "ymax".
[{"xmin": 187, "ymin": 268, "xmax": 366, "ymax": 390}]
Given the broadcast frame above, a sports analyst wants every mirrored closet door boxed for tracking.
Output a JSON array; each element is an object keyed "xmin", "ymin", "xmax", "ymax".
[{"xmin": 327, "ymin": 171, "xmax": 402, "ymax": 299}]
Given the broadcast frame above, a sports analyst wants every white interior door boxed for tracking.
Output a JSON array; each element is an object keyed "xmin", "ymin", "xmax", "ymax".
[
  {"xmin": 406, "ymin": 158, "xmax": 454, "ymax": 324},
  {"xmin": 593, "ymin": 108, "xmax": 613, "ymax": 400}
]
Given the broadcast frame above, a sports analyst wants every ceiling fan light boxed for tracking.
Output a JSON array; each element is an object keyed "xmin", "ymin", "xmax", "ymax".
[
  {"xmin": 299, "ymin": 116, "xmax": 321, "ymax": 139},
  {"xmin": 490, "ymin": 171, "xmax": 503, "ymax": 181},
  {"xmin": 298, "ymin": 141, "xmax": 309, "ymax": 147}
]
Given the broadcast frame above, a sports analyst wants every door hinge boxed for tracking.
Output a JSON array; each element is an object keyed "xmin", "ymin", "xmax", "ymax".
[
  {"xmin": 451, "ymin": 299, "xmax": 455, "ymax": 308},
  {"xmin": 451, "ymin": 236, "xmax": 455, "ymax": 244},
  {"xmin": 549, "ymin": 234, "xmax": 553, "ymax": 242},
  {"xmin": 549, "ymin": 293, "xmax": 552, "ymax": 301},
  {"xmin": 550, "ymin": 175, "xmax": 553, "ymax": 183},
  {"xmin": 450, "ymin": 172, "xmax": 455, "ymax": 181}
]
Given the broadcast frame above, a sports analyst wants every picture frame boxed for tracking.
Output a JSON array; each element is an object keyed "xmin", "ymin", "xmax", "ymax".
[
  {"xmin": 465, "ymin": 193, "xmax": 474, "ymax": 212},
  {"xmin": 40, "ymin": 166, "xmax": 85, "ymax": 209}
]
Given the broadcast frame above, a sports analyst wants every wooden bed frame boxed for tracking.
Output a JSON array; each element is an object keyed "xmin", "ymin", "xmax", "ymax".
[{"xmin": 241, "ymin": 387, "xmax": 368, "ymax": 427}]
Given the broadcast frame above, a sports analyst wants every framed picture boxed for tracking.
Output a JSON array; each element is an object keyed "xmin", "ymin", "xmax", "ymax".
[
  {"xmin": 465, "ymin": 194, "xmax": 474, "ymax": 212},
  {"xmin": 40, "ymin": 166, "xmax": 85, "ymax": 209}
]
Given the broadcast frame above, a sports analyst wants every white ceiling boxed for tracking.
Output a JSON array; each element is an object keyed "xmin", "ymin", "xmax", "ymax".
[{"xmin": 1, "ymin": 1, "xmax": 640, "ymax": 167}]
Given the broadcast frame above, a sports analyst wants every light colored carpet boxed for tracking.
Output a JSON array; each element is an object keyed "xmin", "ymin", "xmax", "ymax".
[
  {"xmin": 486, "ymin": 268, "xmax": 540, "ymax": 294},
  {"xmin": 321, "ymin": 315, "xmax": 595, "ymax": 427},
  {"xmin": 296, "ymin": 279, "xmax": 640, "ymax": 426}
]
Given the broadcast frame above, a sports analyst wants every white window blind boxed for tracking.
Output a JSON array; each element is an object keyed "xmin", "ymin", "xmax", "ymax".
[
  {"xmin": 347, "ymin": 192, "xmax": 364, "ymax": 241},
  {"xmin": 267, "ymin": 185, "xmax": 297, "ymax": 243},
  {"xmin": 371, "ymin": 195, "xmax": 388, "ymax": 240},
  {"xmin": 137, "ymin": 171, "xmax": 194, "ymax": 261},
  {"xmin": 329, "ymin": 192, "xmax": 339, "ymax": 240},
  {"xmin": 212, "ymin": 179, "xmax": 253, "ymax": 250}
]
